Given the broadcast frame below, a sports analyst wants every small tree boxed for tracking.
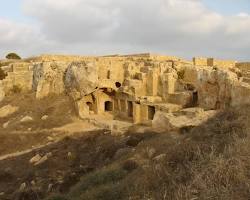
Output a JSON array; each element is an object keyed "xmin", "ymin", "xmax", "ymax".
[{"xmin": 6, "ymin": 52, "xmax": 21, "ymax": 60}]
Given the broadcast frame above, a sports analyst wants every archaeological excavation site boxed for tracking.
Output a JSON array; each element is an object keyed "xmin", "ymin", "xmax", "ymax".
[{"xmin": 1, "ymin": 53, "xmax": 250, "ymax": 200}]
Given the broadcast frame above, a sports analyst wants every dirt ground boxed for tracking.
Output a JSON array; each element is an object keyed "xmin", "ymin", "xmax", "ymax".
[
  {"xmin": 0, "ymin": 93, "xmax": 99, "ymax": 199},
  {"xmin": 0, "ymin": 93, "xmax": 149, "ymax": 200},
  {"xmin": 0, "ymin": 128, "xmax": 155, "ymax": 200},
  {"xmin": 0, "ymin": 93, "xmax": 98, "ymax": 157}
]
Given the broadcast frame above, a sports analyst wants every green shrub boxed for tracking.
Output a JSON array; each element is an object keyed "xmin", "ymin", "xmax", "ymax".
[
  {"xmin": 6, "ymin": 52, "xmax": 21, "ymax": 60},
  {"xmin": 69, "ymin": 167, "xmax": 128, "ymax": 199},
  {"xmin": 78, "ymin": 168, "xmax": 127, "ymax": 191}
]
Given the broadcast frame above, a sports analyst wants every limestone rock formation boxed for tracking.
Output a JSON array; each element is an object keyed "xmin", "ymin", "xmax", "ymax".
[
  {"xmin": 33, "ymin": 62, "xmax": 68, "ymax": 99},
  {"xmin": 64, "ymin": 62, "xmax": 98, "ymax": 100},
  {"xmin": 152, "ymin": 108, "xmax": 217, "ymax": 132},
  {"xmin": 182, "ymin": 65, "xmax": 238, "ymax": 109},
  {"xmin": 1, "ymin": 53, "xmax": 250, "ymax": 133}
]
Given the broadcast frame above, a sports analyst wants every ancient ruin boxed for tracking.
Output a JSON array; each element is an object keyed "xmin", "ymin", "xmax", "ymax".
[{"xmin": 1, "ymin": 53, "xmax": 250, "ymax": 134}]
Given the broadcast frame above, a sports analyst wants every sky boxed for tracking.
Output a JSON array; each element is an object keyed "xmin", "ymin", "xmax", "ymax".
[{"xmin": 0, "ymin": 0, "xmax": 249, "ymax": 61}]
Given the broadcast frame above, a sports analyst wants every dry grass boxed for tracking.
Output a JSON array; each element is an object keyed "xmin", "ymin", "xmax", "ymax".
[
  {"xmin": 0, "ymin": 92, "xmax": 75, "ymax": 131},
  {"xmin": 0, "ymin": 93, "xmax": 76, "ymax": 156},
  {"xmin": 130, "ymin": 106, "xmax": 250, "ymax": 200},
  {"xmin": 55, "ymin": 105, "xmax": 250, "ymax": 200},
  {"xmin": 2, "ymin": 98, "xmax": 250, "ymax": 200}
]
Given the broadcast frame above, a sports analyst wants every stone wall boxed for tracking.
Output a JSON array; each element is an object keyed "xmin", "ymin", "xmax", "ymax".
[
  {"xmin": 193, "ymin": 57, "xmax": 236, "ymax": 69},
  {"xmin": 0, "ymin": 53, "xmax": 250, "ymax": 126},
  {"xmin": 0, "ymin": 62, "xmax": 33, "ymax": 93}
]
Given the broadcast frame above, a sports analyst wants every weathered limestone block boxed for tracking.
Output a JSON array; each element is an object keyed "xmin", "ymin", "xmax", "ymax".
[
  {"xmin": 167, "ymin": 91, "xmax": 193, "ymax": 107},
  {"xmin": 154, "ymin": 103, "xmax": 182, "ymax": 113},
  {"xmin": 193, "ymin": 57, "xmax": 208, "ymax": 66},
  {"xmin": 182, "ymin": 66, "xmax": 238, "ymax": 109},
  {"xmin": 75, "ymin": 99, "xmax": 91, "ymax": 119},
  {"xmin": 197, "ymin": 69, "xmax": 237, "ymax": 109},
  {"xmin": 146, "ymin": 70, "xmax": 158, "ymax": 96},
  {"xmin": 34, "ymin": 62, "xmax": 68, "ymax": 99},
  {"xmin": 152, "ymin": 109, "xmax": 217, "ymax": 132},
  {"xmin": 182, "ymin": 65, "xmax": 199, "ymax": 85},
  {"xmin": 231, "ymin": 83, "xmax": 250, "ymax": 107},
  {"xmin": 124, "ymin": 79, "xmax": 145, "ymax": 96},
  {"xmin": 20, "ymin": 116, "xmax": 33, "ymax": 123},
  {"xmin": 160, "ymin": 71, "xmax": 178, "ymax": 100},
  {"xmin": 65, "ymin": 62, "xmax": 98, "ymax": 99}
]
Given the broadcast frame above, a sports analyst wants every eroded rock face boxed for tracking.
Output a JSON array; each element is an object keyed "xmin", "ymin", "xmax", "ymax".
[
  {"xmin": 1, "ymin": 54, "xmax": 250, "ymax": 132},
  {"xmin": 182, "ymin": 66, "xmax": 238, "ymax": 109},
  {"xmin": 33, "ymin": 62, "xmax": 68, "ymax": 99},
  {"xmin": 64, "ymin": 62, "xmax": 98, "ymax": 100},
  {"xmin": 152, "ymin": 108, "xmax": 217, "ymax": 132},
  {"xmin": 231, "ymin": 82, "xmax": 250, "ymax": 106}
]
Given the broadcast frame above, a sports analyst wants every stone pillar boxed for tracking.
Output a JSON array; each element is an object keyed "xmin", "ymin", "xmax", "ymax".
[
  {"xmin": 146, "ymin": 70, "xmax": 158, "ymax": 96},
  {"xmin": 140, "ymin": 105, "xmax": 149, "ymax": 122},
  {"xmin": 133, "ymin": 103, "xmax": 141, "ymax": 124},
  {"xmin": 161, "ymin": 73, "xmax": 177, "ymax": 101}
]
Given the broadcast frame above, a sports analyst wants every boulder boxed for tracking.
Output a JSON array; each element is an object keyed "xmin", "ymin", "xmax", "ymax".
[
  {"xmin": 29, "ymin": 154, "xmax": 42, "ymax": 164},
  {"xmin": 19, "ymin": 183, "xmax": 26, "ymax": 192},
  {"xmin": 3, "ymin": 121, "xmax": 10, "ymax": 128},
  {"xmin": 65, "ymin": 62, "xmax": 98, "ymax": 99},
  {"xmin": 231, "ymin": 82, "xmax": 250, "ymax": 107},
  {"xmin": 34, "ymin": 155, "xmax": 48, "ymax": 166},
  {"xmin": 0, "ymin": 105, "xmax": 19, "ymax": 118},
  {"xmin": 152, "ymin": 109, "xmax": 217, "ymax": 132},
  {"xmin": 47, "ymin": 136, "xmax": 54, "ymax": 141},
  {"xmin": 20, "ymin": 116, "xmax": 33, "ymax": 123},
  {"xmin": 41, "ymin": 115, "xmax": 49, "ymax": 120}
]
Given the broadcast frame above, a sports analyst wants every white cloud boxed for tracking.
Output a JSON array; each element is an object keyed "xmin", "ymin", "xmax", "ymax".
[
  {"xmin": 0, "ymin": 0, "xmax": 249, "ymax": 60},
  {"xmin": 0, "ymin": 18, "xmax": 43, "ymax": 57}
]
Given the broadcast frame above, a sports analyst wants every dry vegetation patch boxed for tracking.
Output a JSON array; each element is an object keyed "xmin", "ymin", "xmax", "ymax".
[{"xmin": 1, "ymin": 104, "xmax": 250, "ymax": 200}]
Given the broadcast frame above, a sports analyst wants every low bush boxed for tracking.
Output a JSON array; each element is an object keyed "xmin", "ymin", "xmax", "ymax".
[{"xmin": 6, "ymin": 52, "xmax": 21, "ymax": 60}]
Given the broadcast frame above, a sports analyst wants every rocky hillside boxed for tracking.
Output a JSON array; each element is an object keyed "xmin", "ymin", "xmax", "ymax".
[
  {"xmin": 1, "ymin": 54, "xmax": 250, "ymax": 200},
  {"xmin": 1, "ymin": 104, "xmax": 250, "ymax": 200}
]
